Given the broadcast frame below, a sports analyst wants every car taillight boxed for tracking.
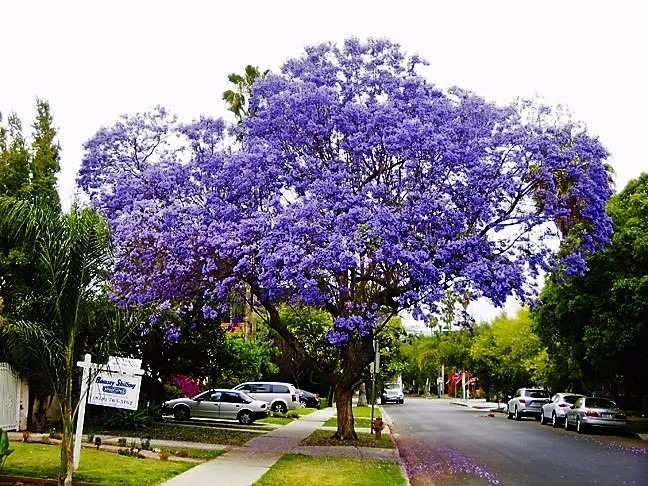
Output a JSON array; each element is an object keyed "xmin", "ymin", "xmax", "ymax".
[
  {"xmin": 615, "ymin": 413, "xmax": 626, "ymax": 419},
  {"xmin": 292, "ymin": 394, "xmax": 297, "ymax": 401},
  {"xmin": 558, "ymin": 403, "xmax": 570, "ymax": 407},
  {"xmin": 519, "ymin": 399, "xmax": 526, "ymax": 404},
  {"xmin": 585, "ymin": 410, "xmax": 599, "ymax": 417},
  {"xmin": 314, "ymin": 394, "xmax": 319, "ymax": 399}
]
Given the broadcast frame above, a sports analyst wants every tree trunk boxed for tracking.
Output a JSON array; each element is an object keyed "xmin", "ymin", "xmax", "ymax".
[
  {"xmin": 59, "ymin": 404, "xmax": 74, "ymax": 486},
  {"xmin": 332, "ymin": 383, "xmax": 357, "ymax": 440},
  {"xmin": 357, "ymin": 382, "xmax": 368, "ymax": 407}
]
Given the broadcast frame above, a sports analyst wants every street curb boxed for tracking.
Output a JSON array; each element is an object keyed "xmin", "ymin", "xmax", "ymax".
[{"xmin": 379, "ymin": 406, "xmax": 411, "ymax": 486}]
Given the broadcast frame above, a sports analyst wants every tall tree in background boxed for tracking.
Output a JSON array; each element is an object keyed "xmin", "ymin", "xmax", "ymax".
[
  {"xmin": 533, "ymin": 173, "xmax": 648, "ymax": 405},
  {"xmin": 31, "ymin": 99, "xmax": 61, "ymax": 209},
  {"xmin": 80, "ymin": 39, "xmax": 613, "ymax": 440},
  {"xmin": 0, "ymin": 113, "xmax": 31, "ymax": 198},
  {"xmin": 222, "ymin": 65, "xmax": 268, "ymax": 121},
  {"xmin": 0, "ymin": 100, "xmax": 62, "ymax": 332}
]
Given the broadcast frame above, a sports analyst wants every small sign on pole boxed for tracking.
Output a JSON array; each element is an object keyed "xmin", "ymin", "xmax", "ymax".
[{"xmin": 74, "ymin": 354, "xmax": 144, "ymax": 470}]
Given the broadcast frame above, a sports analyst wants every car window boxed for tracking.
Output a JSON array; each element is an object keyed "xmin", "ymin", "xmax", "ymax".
[
  {"xmin": 220, "ymin": 391, "xmax": 244, "ymax": 403},
  {"xmin": 574, "ymin": 398, "xmax": 584, "ymax": 408},
  {"xmin": 564, "ymin": 395, "xmax": 581, "ymax": 404},
  {"xmin": 384, "ymin": 383, "xmax": 401, "ymax": 390},
  {"xmin": 249, "ymin": 383, "xmax": 271, "ymax": 393},
  {"xmin": 551, "ymin": 395, "xmax": 559, "ymax": 402},
  {"xmin": 236, "ymin": 384, "xmax": 251, "ymax": 392},
  {"xmin": 206, "ymin": 391, "xmax": 221, "ymax": 401},
  {"xmin": 195, "ymin": 391, "xmax": 213, "ymax": 400},
  {"xmin": 515, "ymin": 389, "xmax": 521, "ymax": 397},
  {"xmin": 272, "ymin": 384, "xmax": 289, "ymax": 393},
  {"xmin": 525, "ymin": 390, "xmax": 549, "ymax": 398},
  {"xmin": 585, "ymin": 398, "xmax": 615, "ymax": 409}
]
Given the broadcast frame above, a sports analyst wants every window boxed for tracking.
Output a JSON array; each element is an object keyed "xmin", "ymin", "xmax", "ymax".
[
  {"xmin": 250, "ymin": 383, "xmax": 271, "ymax": 393},
  {"xmin": 272, "ymin": 384, "xmax": 289, "ymax": 393},
  {"xmin": 207, "ymin": 391, "xmax": 222, "ymax": 401},
  {"xmin": 221, "ymin": 392, "xmax": 244, "ymax": 403}
]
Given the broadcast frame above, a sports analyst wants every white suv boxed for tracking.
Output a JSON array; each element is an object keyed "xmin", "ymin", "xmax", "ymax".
[{"xmin": 233, "ymin": 382, "xmax": 300, "ymax": 413}]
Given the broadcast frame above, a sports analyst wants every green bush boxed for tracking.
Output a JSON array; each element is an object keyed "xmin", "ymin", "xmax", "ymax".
[{"xmin": 101, "ymin": 407, "xmax": 157, "ymax": 429}]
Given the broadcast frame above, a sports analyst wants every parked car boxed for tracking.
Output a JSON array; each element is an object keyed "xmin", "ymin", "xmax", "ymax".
[
  {"xmin": 297, "ymin": 389, "xmax": 321, "ymax": 408},
  {"xmin": 506, "ymin": 388, "xmax": 550, "ymax": 420},
  {"xmin": 233, "ymin": 381, "xmax": 300, "ymax": 413},
  {"xmin": 540, "ymin": 393, "xmax": 584, "ymax": 427},
  {"xmin": 564, "ymin": 397, "xmax": 627, "ymax": 434},
  {"xmin": 381, "ymin": 382, "xmax": 404, "ymax": 404},
  {"xmin": 161, "ymin": 389, "xmax": 269, "ymax": 424}
]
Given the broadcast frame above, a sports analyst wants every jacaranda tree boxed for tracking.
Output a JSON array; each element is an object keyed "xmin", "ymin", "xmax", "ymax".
[{"xmin": 79, "ymin": 38, "xmax": 613, "ymax": 439}]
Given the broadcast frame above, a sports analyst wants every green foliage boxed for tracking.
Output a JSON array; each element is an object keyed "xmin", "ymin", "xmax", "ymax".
[
  {"xmin": 532, "ymin": 173, "xmax": 648, "ymax": 405},
  {"xmin": 100, "ymin": 407, "xmax": 157, "ymax": 429},
  {"xmin": 222, "ymin": 65, "xmax": 268, "ymax": 121},
  {"xmin": 470, "ymin": 309, "xmax": 547, "ymax": 397},
  {"xmin": 402, "ymin": 329, "xmax": 473, "ymax": 393}
]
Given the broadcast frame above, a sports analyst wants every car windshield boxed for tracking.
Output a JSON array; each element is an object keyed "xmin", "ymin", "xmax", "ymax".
[
  {"xmin": 384, "ymin": 383, "xmax": 401, "ymax": 389},
  {"xmin": 525, "ymin": 390, "xmax": 549, "ymax": 398}
]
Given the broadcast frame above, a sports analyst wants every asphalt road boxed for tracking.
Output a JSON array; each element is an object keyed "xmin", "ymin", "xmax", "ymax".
[{"xmin": 384, "ymin": 397, "xmax": 648, "ymax": 486}]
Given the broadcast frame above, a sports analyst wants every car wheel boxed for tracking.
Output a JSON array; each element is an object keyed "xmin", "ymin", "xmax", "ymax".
[
  {"xmin": 514, "ymin": 407, "xmax": 521, "ymax": 421},
  {"xmin": 539, "ymin": 412, "xmax": 546, "ymax": 424},
  {"xmin": 173, "ymin": 406, "xmax": 190, "ymax": 421},
  {"xmin": 565, "ymin": 416, "xmax": 571, "ymax": 430},
  {"xmin": 506, "ymin": 406, "xmax": 512, "ymax": 419},
  {"xmin": 271, "ymin": 402, "xmax": 288, "ymax": 414},
  {"xmin": 577, "ymin": 418, "xmax": 586, "ymax": 434},
  {"xmin": 238, "ymin": 410, "xmax": 253, "ymax": 425},
  {"xmin": 299, "ymin": 398, "xmax": 307, "ymax": 407},
  {"xmin": 552, "ymin": 412, "xmax": 559, "ymax": 428}
]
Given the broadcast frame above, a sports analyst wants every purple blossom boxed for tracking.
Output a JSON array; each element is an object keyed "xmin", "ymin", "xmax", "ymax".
[{"xmin": 80, "ymin": 38, "xmax": 613, "ymax": 348}]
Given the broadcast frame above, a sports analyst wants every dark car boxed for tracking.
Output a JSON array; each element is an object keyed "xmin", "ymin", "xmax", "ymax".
[{"xmin": 297, "ymin": 389, "xmax": 321, "ymax": 409}]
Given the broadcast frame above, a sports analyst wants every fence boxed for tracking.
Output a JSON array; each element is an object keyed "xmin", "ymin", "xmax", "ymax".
[{"xmin": 0, "ymin": 363, "xmax": 21, "ymax": 431}]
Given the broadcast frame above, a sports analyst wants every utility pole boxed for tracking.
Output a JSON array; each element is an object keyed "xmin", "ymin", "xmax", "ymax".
[{"xmin": 370, "ymin": 339, "xmax": 380, "ymax": 434}]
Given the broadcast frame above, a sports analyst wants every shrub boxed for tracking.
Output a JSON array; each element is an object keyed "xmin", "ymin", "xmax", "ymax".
[
  {"xmin": 101, "ymin": 407, "xmax": 156, "ymax": 429},
  {"xmin": 117, "ymin": 437, "xmax": 127, "ymax": 447},
  {"xmin": 21, "ymin": 431, "xmax": 30, "ymax": 442},
  {"xmin": 163, "ymin": 374, "xmax": 201, "ymax": 398},
  {"xmin": 176, "ymin": 449, "xmax": 189, "ymax": 458},
  {"xmin": 159, "ymin": 450, "xmax": 171, "ymax": 461}
]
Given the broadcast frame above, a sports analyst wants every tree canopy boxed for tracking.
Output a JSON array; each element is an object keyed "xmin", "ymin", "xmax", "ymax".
[
  {"xmin": 79, "ymin": 38, "xmax": 613, "ymax": 438},
  {"xmin": 533, "ymin": 173, "xmax": 648, "ymax": 404}
]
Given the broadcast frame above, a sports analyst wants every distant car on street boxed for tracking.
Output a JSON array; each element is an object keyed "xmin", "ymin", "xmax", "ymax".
[
  {"xmin": 540, "ymin": 393, "xmax": 584, "ymax": 427},
  {"xmin": 564, "ymin": 397, "xmax": 627, "ymax": 434},
  {"xmin": 162, "ymin": 389, "xmax": 269, "ymax": 424},
  {"xmin": 506, "ymin": 388, "xmax": 550, "ymax": 420},
  {"xmin": 381, "ymin": 382, "xmax": 404, "ymax": 404},
  {"xmin": 297, "ymin": 389, "xmax": 321, "ymax": 408}
]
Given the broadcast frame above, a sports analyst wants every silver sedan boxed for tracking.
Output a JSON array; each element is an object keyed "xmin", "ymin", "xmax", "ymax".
[
  {"xmin": 162, "ymin": 389, "xmax": 269, "ymax": 425},
  {"xmin": 564, "ymin": 397, "xmax": 627, "ymax": 434},
  {"xmin": 540, "ymin": 393, "xmax": 584, "ymax": 428}
]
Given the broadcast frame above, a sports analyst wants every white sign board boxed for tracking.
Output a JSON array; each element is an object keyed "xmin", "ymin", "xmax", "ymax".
[{"xmin": 88, "ymin": 371, "xmax": 142, "ymax": 410}]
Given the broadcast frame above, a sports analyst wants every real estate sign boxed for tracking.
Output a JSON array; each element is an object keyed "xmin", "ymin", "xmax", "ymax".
[{"xmin": 88, "ymin": 372, "xmax": 142, "ymax": 410}]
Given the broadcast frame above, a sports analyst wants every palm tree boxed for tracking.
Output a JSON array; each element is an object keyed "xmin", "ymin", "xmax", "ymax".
[
  {"xmin": 222, "ymin": 65, "xmax": 268, "ymax": 121},
  {"xmin": 0, "ymin": 197, "xmax": 132, "ymax": 486}
]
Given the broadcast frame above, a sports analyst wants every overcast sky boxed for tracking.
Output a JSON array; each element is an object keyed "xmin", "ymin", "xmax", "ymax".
[{"xmin": 1, "ymin": 0, "xmax": 645, "ymax": 323}]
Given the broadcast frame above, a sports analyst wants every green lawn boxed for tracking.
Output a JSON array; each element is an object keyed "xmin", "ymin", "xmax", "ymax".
[
  {"xmin": 253, "ymin": 454, "xmax": 406, "ymax": 486},
  {"xmin": 1, "ymin": 442, "xmax": 193, "ymax": 485},
  {"xmin": 257, "ymin": 406, "xmax": 317, "ymax": 425},
  {"xmin": 91, "ymin": 422, "xmax": 260, "ymax": 446},
  {"xmin": 323, "ymin": 417, "xmax": 373, "ymax": 428},
  {"xmin": 301, "ymin": 429, "xmax": 393, "ymax": 449}
]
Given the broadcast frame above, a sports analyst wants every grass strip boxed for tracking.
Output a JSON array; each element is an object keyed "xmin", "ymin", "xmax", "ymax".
[
  {"xmin": 301, "ymin": 429, "xmax": 393, "ymax": 449},
  {"xmin": 323, "ymin": 417, "xmax": 373, "ymax": 428},
  {"xmin": 2, "ymin": 442, "xmax": 193, "ymax": 485},
  {"xmin": 253, "ymin": 454, "xmax": 406, "ymax": 486},
  {"xmin": 91, "ymin": 422, "xmax": 259, "ymax": 446}
]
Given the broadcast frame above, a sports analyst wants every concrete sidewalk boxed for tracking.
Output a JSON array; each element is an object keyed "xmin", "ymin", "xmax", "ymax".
[
  {"xmin": 161, "ymin": 407, "xmax": 339, "ymax": 486},
  {"xmin": 450, "ymin": 398, "xmax": 503, "ymax": 410}
]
